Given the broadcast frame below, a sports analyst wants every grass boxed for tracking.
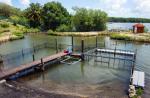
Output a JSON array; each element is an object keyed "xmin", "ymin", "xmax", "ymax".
[
  {"xmin": 110, "ymin": 33, "xmax": 131, "ymax": 40},
  {"xmin": 0, "ymin": 19, "xmax": 26, "ymax": 42},
  {"xmin": 47, "ymin": 31, "xmax": 109, "ymax": 37}
]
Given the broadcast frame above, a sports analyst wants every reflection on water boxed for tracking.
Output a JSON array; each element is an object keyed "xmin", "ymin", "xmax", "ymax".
[{"xmin": 0, "ymin": 34, "xmax": 150, "ymax": 97}]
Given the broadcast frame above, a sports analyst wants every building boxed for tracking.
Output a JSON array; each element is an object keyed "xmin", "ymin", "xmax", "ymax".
[{"xmin": 133, "ymin": 23, "xmax": 144, "ymax": 33}]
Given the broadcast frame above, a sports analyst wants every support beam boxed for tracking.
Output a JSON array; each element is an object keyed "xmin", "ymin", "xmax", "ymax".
[
  {"xmin": 71, "ymin": 36, "xmax": 74, "ymax": 52},
  {"xmin": 32, "ymin": 54, "xmax": 35, "ymax": 61},
  {"xmin": 41, "ymin": 58, "xmax": 44, "ymax": 71},
  {"xmin": 81, "ymin": 39, "xmax": 84, "ymax": 61},
  {"xmin": 55, "ymin": 38, "xmax": 58, "ymax": 53}
]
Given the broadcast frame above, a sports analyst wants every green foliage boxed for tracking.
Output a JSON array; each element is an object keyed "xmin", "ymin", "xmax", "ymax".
[
  {"xmin": 26, "ymin": 28, "xmax": 40, "ymax": 33},
  {"xmin": 110, "ymin": 33, "xmax": 131, "ymax": 40},
  {"xmin": 72, "ymin": 8, "xmax": 108, "ymax": 32},
  {"xmin": 136, "ymin": 88, "xmax": 143, "ymax": 96},
  {"xmin": 109, "ymin": 17, "xmax": 150, "ymax": 23},
  {"xmin": 10, "ymin": 15, "xmax": 28, "ymax": 26},
  {"xmin": 13, "ymin": 31, "xmax": 24, "ymax": 37},
  {"xmin": 24, "ymin": 3, "xmax": 42, "ymax": 28},
  {"xmin": 47, "ymin": 29, "xmax": 54, "ymax": 34},
  {"xmin": 56, "ymin": 24, "xmax": 71, "ymax": 32},
  {"xmin": 41, "ymin": 1, "xmax": 71, "ymax": 31},
  {"xmin": 0, "ymin": 22, "xmax": 9, "ymax": 28},
  {"xmin": 0, "ymin": 3, "xmax": 22, "ymax": 17}
]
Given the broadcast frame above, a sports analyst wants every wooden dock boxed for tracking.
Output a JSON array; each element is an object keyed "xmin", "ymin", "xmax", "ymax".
[{"xmin": 0, "ymin": 52, "xmax": 68, "ymax": 80}]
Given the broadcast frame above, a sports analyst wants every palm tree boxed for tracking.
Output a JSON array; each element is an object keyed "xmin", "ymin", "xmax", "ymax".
[{"xmin": 24, "ymin": 3, "xmax": 41, "ymax": 28}]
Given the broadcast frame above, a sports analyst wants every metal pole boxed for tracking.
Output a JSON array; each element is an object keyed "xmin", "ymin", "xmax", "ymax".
[
  {"xmin": 32, "ymin": 54, "xmax": 35, "ymax": 61},
  {"xmin": 41, "ymin": 58, "xmax": 44, "ymax": 71},
  {"xmin": 22, "ymin": 49, "xmax": 24, "ymax": 57},
  {"xmin": 55, "ymin": 38, "xmax": 58, "ymax": 53},
  {"xmin": 96, "ymin": 36, "xmax": 98, "ymax": 48},
  {"xmin": 71, "ymin": 36, "xmax": 74, "ymax": 52},
  {"xmin": 81, "ymin": 39, "xmax": 84, "ymax": 61}
]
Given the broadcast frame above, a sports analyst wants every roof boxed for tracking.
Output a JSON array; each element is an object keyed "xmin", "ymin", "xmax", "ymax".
[{"xmin": 133, "ymin": 23, "xmax": 144, "ymax": 27}]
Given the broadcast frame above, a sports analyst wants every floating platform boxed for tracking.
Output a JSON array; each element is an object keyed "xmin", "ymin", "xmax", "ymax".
[
  {"xmin": 132, "ymin": 71, "xmax": 145, "ymax": 88},
  {"xmin": 96, "ymin": 48, "xmax": 135, "ymax": 56},
  {"xmin": 60, "ymin": 56, "xmax": 81, "ymax": 65}
]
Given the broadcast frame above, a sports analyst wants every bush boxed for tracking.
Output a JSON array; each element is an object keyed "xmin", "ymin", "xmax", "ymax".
[
  {"xmin": 47, "ymin": 29, "xmax": 55, "ymax": 35},
  {"xmin": 56, "ymin": 24, "xmax": 71, "ymax": 32},
  {"xmin": 26, "ymin": 28, "xmax": 40, "ymax": 33},
  {"xmin": 10, "ymin": 15, "xmax": 29, "ymax": 27},
  {"xmin": 0, "ymin": 22, "xmax": 9, "ymax": 28},
  {"xmin": 136, "ymin": 88, "xmax": 143, "ymax": 96},
  {"xmin": 13, "ymin": 31, "xmax": 24, "ymax": 37}
]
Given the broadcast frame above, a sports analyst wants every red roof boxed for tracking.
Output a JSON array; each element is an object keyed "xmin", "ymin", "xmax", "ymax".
[{"xmin": 133, "ymin": 23, "xmax": 144, "ymax": 27}]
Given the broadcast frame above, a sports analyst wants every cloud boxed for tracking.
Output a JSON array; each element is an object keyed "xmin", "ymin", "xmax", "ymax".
[
  {"xmin": 99, "ymin": 0, "xmax": 130, "ymax": 17},
  {"xmin": 20, "ymin": 0, "xmax": 30, "ymax": 6},
  {"xmin": 0, "ymin": 0, "xmax": 12, "ymax": 5}
]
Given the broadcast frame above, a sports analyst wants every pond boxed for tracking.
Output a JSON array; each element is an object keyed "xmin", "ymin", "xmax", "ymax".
[{"xmin": 0, "ymin": 34, "xmax": 150, "ymax": 97}]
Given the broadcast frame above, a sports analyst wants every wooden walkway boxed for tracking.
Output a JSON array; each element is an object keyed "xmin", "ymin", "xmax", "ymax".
[{"xmin": 0, "ymin": 52, "xmax": 68, "ymax": 80}]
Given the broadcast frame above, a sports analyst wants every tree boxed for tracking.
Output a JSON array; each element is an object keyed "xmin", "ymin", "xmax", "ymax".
[
  {"xmin": 24, "ymin": 3, "xmax": 42, "ymax": 28},
  {"xmin": 41, "ymin": 1, "xmax": 71, "ymax": 31},
  {"xmin": 0, "ymin": 3, "xmax": 22, "ymax": 17},
  {"xmin": 72, "ymin": 8, "xmax": 108, "ymax": 32}
]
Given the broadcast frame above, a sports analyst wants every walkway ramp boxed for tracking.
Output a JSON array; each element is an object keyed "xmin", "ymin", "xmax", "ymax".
[
  {"xmin": 0, "ymin": 52, "xmax": 68, "ymax": 80},
  {"xmin": 133, "ymin": 71, "xmax": 145, "ymax": 88}
]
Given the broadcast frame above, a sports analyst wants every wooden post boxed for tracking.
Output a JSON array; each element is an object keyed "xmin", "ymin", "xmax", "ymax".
[
  {"xmin": 96, "ymin": 36, "xmax": 98, "ymax": 48},
  {"xmin": 81, "ymin": 39, "xmax": 84, "ymax": 61},
  {"xmin": 22, "ymin": 49, "xmax": 24, "ymax": 57},
  {"xmin": 108, "ymin": 53, "xmax": 110, "ymax": 67},
  {"xmin": 71, "ymin": 36, "xmax": 74, "ymax": 52},
  {"xmin": 41, "ymin": 58, "xmax": 44, "ymax": 71},
  {"xmin": 131, "ymin": 49, "xmax": 137, "ymax": 75},
  {"xmin": 55, "ymin": 38, "xmax": 58, "ymax": 53},
  {"xmin": 113, "ymin": 47, "xmax": 116, "ymax": 68},
  {"xmin": 32, "ymin": 54, "xmax": 35, "ymax": 61}
]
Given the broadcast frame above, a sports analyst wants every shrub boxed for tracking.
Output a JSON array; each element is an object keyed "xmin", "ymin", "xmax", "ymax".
[
  {"xmin": 47, "ymin": 29, "xmax": 55, "ymax": 35},
  {"xmin": 10, "ymin": 15, "xmax": 29, "ymax": 27},
  {"xmin": 56, "ymin": 24, "xmax": 71, "ymax": 32},
  {"xmin": 136, "ymin": 88, "xmax": 143, "ymax": 96},
  {"xmin": 26, "ymin": 28, "xmax": 40, "ymax": 33},
  {"xmin": 13, "ymin": 31, "xmax": 24, "ymax": 38},
  {"xmin": 0, "ymin": 22, "xmax": 9, "ymax": 28}
]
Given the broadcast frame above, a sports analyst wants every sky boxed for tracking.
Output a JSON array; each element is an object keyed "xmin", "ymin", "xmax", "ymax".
[{"xmin": 0, "ymin": 0, "xmax": 150, "ymax": 18}]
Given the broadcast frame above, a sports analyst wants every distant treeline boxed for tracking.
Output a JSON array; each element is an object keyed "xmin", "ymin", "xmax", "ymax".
[{"xmin": 109, "ymin": 17, "xmax": 150, "ymax": 23}]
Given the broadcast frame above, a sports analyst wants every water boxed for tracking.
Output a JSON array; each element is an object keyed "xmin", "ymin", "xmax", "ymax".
[
  {"xmin": 0, "ymin": 34, "xmax": 150, "ymax": 97},
  {"xmin": 107, "ymin": 22, "xmax": 150, "ymax": 32}
]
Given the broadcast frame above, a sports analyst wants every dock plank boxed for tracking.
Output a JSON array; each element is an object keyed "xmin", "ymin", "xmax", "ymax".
[{"xmin": 0, "ymin": 52, "xmax": 67, "ymax": 80}]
